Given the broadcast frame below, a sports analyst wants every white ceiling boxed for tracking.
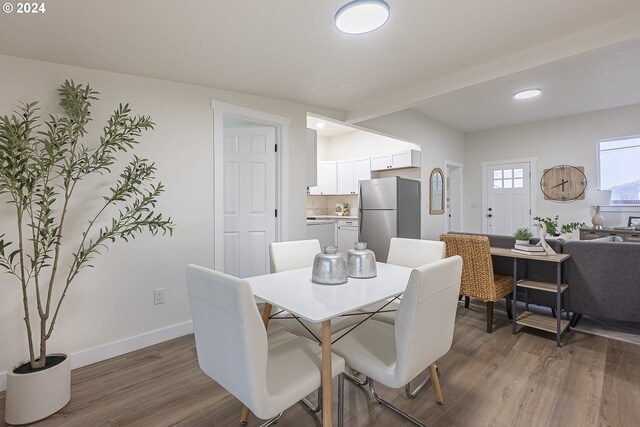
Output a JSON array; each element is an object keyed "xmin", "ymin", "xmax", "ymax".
[
  {"xmin": 1, "ymin": 1, "xmax": 640, "ymax": 131},
  {"xmin": 411, "ymin": 38, "xmax": 640, "ymax": 132},
  {"xmin": 306, "ymin": 116, "xmax": 358, "ymax": 138}
]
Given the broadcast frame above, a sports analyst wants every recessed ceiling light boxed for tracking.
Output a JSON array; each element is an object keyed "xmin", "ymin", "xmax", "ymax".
[
  {"xmin": 513, "ymin": 89, "xmax": 542, "ymax": 100},
  {"xmin": 316, "ymin": 122, "xmax": 326, "ymax": 129},
  {"xmin": 335, "ymin": 0, "xmax": 390, "ymax": 35}
]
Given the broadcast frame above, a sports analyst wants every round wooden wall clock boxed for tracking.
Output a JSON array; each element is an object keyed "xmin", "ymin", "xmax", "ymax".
[{"xmin": 540, "ymin": 165, "xmax": 587, "ymax": 202}]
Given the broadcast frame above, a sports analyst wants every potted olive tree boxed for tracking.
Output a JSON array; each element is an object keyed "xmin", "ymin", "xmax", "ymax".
[{"xmin": 0, "ymin": 81, "xmax": 174, "ymax": 425}]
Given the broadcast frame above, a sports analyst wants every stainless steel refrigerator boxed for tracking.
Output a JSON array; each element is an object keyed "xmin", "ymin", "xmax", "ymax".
[{"xmin": 358, "ymin": 177, "xmax": 421, "ymax": 262}]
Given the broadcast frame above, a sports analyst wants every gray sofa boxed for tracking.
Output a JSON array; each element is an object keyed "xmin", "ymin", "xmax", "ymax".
[
  {"xmin": 564, "ymin": 240, "xmax": 640, "ymax": 323},
  {"xmin": 449, "ymin": 232, "xmax": 640, "ymax": 323}
]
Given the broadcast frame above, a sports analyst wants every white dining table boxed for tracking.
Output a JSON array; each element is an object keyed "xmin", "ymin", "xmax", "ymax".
[{"xmin": 245, "ymin": 262, "xmax": 413, "ymax": 427}]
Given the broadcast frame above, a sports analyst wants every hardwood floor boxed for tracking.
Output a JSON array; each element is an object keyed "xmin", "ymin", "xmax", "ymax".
[{"xmin": 2, "ymin": 305, "xmax": 639, "ymax": 427}]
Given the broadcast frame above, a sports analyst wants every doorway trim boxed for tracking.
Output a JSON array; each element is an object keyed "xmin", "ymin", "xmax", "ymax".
[
  {"xmin": 481, "ymin": 157, "xmax": 537, "ymax": 234},
  {"xmin": 211, "ymin": 99, "xmax": 290, "ymax": 271},
  {"xmin": 444, "ymin": 160, "xmax": 464, "ymax": 233}
]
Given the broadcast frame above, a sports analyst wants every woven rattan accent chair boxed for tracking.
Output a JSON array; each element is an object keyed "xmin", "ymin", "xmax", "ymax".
[{"xmin": 439, "ymin": 234, "xmax": 512, "ymax": 333}]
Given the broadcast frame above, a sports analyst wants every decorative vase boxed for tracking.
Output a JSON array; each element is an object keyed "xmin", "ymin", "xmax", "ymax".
[
  {"xmin": 515, "ymin": 239, "xmax": 529, "ymax": 246},
  {"xmin": 312, "ymin": 246, "xmax": 348, "ymax": 285},
  {"xmin": 5, "ymin": 353, "xmax": 71, "ymax": 425},
  {"xmin": 347, "ymin": 242, "xmax": 377, "ymax": 278}
]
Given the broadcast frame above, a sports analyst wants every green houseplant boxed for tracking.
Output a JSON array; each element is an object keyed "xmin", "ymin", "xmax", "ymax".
[
  {"xmin": 533, "ymin": 215, "xmax": 561, "ymax": 236},
  {"xmin": 513, "ymin": 228, "xmax": 533, "ymax": 245},
  {"xmin": 533, "ymin": 215, "xmax": 585, "ymax": 237},
  {"xmin": 1, "ymin": 81, "xmax": 174, "ymax": 424}
]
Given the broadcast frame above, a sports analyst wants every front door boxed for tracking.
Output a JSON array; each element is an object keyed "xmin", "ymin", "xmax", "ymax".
[
  {"xmin": 223, "ymin": 126, "xmax": 276, "ymax": 278},
  {"xmin": 485, "ymin": 161, "xmax": 531, "ymax": 235}
]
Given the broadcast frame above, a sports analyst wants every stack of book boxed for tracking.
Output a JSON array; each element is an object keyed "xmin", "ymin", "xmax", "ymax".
[{"xmin": 511, "ymin": 243, "xmax": 547, "ymax": 256}]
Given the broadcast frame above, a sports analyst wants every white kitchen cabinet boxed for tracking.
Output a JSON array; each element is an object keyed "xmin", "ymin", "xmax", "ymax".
[
  {"xmin": 307, "ymin": 222, "xmax": 337, "ymax": 248},
  {"xmin": 337, "ymin": 160, "xmax": 355, "ymax": 195},
  {"xmin": 317, "ymin": 161, "xmax": 337, "ymax": 195},
  {"xmin": 392, "ymin": 149, "xmax": 420, "ymax": 168},
  {"xmin": 310, "ymin": 157, "xmax": 371, "ymax": 196},
  {"xmin": 353, "ymin": 157, "xmax": 371, "ymax": 191},
  {"xmin": 337, "ymin": 219, "xmax": 359, "ymax": 253},
  {"xmin": 371, "ymin": 154, "xmax": 391, "ymax": 171},
  {"xmin": 371, "ymin": 150, "xmax": 421, "ymax": 171}
]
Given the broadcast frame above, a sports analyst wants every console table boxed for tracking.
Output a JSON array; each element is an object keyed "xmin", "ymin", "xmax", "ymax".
[
  {"xmin": 490, "ymin": 247, "xmax": 571, "ymax": 347},
  {"xmin": 579, "ymin": 227, "xmax": 640, "ymax": 242}
]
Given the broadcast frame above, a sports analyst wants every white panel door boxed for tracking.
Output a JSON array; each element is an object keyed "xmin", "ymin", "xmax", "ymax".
[
  {"xmin": 337, "ymin": 160, "xmax": 355, "ymax": 195},
  {"xmin": 223, "ymin": 126, "xmax": 276, "ymax": 278},
  {"xmin": 446, "ymin": 163, "xmax": 463, "ymax": 232},
  {"xmin": 486, "ymin": 162, "xmax": 531, "ymax": 235}
]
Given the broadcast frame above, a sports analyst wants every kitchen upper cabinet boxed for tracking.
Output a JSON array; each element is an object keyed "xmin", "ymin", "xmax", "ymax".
[
  {"xmin": 337, "ymin": 160, "xmax": 355, "ymax": 195},
  {"xmin": 317, "ymin": 161, "xmax": 337, "ymax": 195},
  {"xmin": 371, "ymin": 149, "xmax": 421, "ymax": 171},
  {"xmin": 309, "ymin": 157, "xmax": 372, "ymax": 196},
  {"xmin": 354, "ymin": 157, "xmax": 371, "ymax": 190},
  {"xmin": 371, "ymin": 154, "xmax": 391, "ymax": 171}
]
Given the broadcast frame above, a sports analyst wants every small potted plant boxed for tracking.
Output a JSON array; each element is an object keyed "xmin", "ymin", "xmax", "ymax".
[
  {"xmin": 513, "ymin": 228, "xmax": 533, "ymax": 245},
  {"xmin": 1, "ymin": 81, "xmax": 174, "ymax": 425}
]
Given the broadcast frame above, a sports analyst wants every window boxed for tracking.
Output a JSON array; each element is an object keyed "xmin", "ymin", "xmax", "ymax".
[
  {"xmin": 493, "ymin": 168, "xmax": 524, "ymax": 189},
  {"xmin": 598, "ymin": 137, "xmax": 640, "ymax": 205}
]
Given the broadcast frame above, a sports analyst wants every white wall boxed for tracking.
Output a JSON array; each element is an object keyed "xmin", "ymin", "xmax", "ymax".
[
  {"xmin": 464, "ymin": 104, "xmax": 640, "ymax": 233},
  {"xmin": 321, "ymin": 130, "xmax": 419, "ymax": 161},
  {"xmin": 0, "ymin": 54, "xmax": 342, "ymax": 389},
  {"xmin": 316, "ymin": 135, "xmax": 331, "ymax": 162},
  {"xmin": 358, "ymin": 110, "xmax": 466, "ymax": 239}
]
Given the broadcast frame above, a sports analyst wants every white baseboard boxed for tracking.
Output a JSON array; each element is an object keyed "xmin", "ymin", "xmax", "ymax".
[{"xmin": 0, "ymin": 320, "xmax": 193, "ymax": 393}]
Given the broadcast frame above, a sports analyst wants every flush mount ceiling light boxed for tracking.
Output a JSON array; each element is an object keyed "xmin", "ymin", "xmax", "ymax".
[
  {"xmin": 335, "ymin": 0, "xmax": 390, "ymax": 35},
  {"xmin": 316, "ymin": 122, "xmax": 326, "ymax": 129},
  {"xmin": 513, "ymin": 89, "xmax": 542, "ymax": 100}
]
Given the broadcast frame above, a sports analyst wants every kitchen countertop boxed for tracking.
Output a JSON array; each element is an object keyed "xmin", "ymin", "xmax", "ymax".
[
  {"xmin": 307, "ymin": 215, "xmax": 358, "ymax": 220},
  {"xmin": 307, "ymin": 219, "xmax": 338, "ymax": 225}
]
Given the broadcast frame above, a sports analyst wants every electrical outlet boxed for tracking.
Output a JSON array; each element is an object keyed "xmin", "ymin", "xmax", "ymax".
[{"xmin": 154, "ymin": 288, "xmax": 165, "ymax": 305}]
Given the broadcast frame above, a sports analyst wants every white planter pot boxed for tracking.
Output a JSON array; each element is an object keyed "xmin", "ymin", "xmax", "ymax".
[
  {"xmin": 5, "ymin": 353, "xmax": 71, "ymax": 425},
  {"xmin": 515, "ymin": 239, "xmax": 529, "ymax": 246}
]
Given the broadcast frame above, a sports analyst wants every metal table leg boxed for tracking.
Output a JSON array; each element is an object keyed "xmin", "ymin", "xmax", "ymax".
[
  {"xmin": 512, "ymin": 258, "xmax": 518, "ymax": 334},
  {"xmin": 556, "ymin": 263, "xmax": 561, "ymax": 347}
]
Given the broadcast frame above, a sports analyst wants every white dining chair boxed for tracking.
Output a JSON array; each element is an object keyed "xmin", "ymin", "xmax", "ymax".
[
  {"xmin": 362, "ymin": 238, "xmax": 446, "ymax": 324},
  {"xmin": 269, "ymin": 239, "xmax": 362, "ymax": 343},
  {"xmin": 332, "ymin": 256, "xmax": 462, "ymax": 427},
  {"xmin": 387, "ymin": 237, "xmax": 447, "ymax": 268},
  {"xmin": 186, "ymin": 264, "xmax": 346, "ymax": 427}
]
